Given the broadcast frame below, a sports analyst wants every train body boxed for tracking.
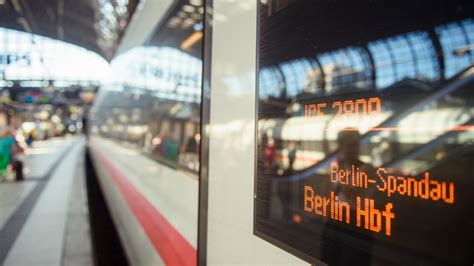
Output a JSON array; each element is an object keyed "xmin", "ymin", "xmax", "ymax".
[{"xmin": 88, "ymin": 0, "xmax": 474, "ymax": 265}]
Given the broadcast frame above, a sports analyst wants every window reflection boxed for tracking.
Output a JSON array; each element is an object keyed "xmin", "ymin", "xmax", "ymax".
[
  {"xmin": 146, "ymin": 47, "xmax": 201, "ymax": 103},
  {"xmin": 259, "ymin": 67, "xmax": 285, "ymax": 99},
  {"xmin": 91, "ymin": 45, "xmax": 202, "ymax": 173},
  {"xmin": 368, "ymin": 31, "xmax": 438, "ymax": 89},
  {"xmin": 317, "ymin": 47, "xmax": 373, "ymax": 94},
  {"xmin": 436, "ymin": 18, "xmax": 474, "ymax": 78},
  {"xmin": 258, "ymin": 19, "xmax": 474, "ymax": 99},
  {"xmin": 279, "ymin": 59, "xmax": 313, "ymax": 96},
  {"xmin": 0, "ymin": 27, "xmax": 110, "ymax": 83}
]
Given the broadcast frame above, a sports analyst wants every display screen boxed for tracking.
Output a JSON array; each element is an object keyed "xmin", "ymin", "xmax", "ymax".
[{"xmin": 255, "ymin": 0, "xmax": 474, "ymax": 265}]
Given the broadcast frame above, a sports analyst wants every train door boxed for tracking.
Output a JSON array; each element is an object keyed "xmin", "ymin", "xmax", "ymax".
[{"xmin": 201, "ymin": 0, "xmax": 474, "ymax": 265}]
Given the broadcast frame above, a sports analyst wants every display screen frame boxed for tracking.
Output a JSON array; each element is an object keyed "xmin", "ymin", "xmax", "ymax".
[{"xmin": 253, "ymin": 0, "xmax": 474, "ymax": 264}]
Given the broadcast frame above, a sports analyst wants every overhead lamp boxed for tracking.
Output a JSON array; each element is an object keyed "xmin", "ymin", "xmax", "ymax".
[
  {"xmin": 0, "ymin": 81, "xmax": 13, "ymax": 87},
  {"xmin": 169, "ymin": 16, "xmax": 182, "ymax": 23},
  {"xmin": 182, "ymin": 5, "xmax": 195, "ymax": 13},
  {"xmin": 20, "ymin": 80, "xmax": 44, "ymax": 87},
  {"xmin": 193, "ymin": 22, "xmax": 203, "ymax": 31},
  {"xmin": 180, "ymin": 31, "xmax": 203, "ymax": 51},
  {"xmin": 189, "ymin": 0, "xmax": 202, "ymax": 6},
  {"xmin": 183, "ymin": 18, "xmax": 195, "ymax": 26},
  {"xmin": 168, "ymin": 22, "xmax": 178, "ymax": 28}
]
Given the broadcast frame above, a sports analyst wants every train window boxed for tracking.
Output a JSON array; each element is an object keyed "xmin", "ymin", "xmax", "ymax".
[
  {"xmin": 90, "ymin": 1, "xmax": 203, "ymax": 175},
  {"xmin": 255, "ymin": 0, "xmax": 474, "ymax": 265}
]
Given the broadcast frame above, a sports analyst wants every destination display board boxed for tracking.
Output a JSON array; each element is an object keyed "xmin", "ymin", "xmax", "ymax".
[{"xmin": 254, "ymin": 0, "xmax": 474, "ymax": 265}]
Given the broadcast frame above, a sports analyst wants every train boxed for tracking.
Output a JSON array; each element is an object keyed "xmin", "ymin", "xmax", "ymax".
[{"xmin": 88, "ymin": 0, "xmax": 474, "ymax": 265}]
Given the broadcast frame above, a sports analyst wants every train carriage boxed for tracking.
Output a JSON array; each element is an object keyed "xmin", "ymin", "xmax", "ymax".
[{"xmin": 88, "ymin": 0, "xmax": 474, "ymax": 265}]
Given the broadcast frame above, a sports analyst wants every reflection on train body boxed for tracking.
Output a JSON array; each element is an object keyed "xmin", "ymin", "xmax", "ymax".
[
  {"xmin": 91, "ymin": 46, "xmax": 202, "ymax": 173},
  {"xmin": 88, "ymin": 2, "xmax": 203, "ymax": 264}
]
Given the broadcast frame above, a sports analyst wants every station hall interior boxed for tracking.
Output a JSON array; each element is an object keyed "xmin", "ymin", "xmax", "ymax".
[{"xmin": 0, "ymin": 0, "xmax": 473, "ymax": 265}]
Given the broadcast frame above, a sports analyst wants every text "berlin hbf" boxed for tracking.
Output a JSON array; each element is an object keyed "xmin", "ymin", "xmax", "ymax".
[{"xmin": 303, "ymin": 162, "xmax": 455, "ymax": 237}]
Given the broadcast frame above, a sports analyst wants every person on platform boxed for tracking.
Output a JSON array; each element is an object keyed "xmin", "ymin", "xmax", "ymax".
[
  {"xmin": 0, "ymin": 127, "xmax": 23, "ymax": 180},
  {"xmin": 264, "ymin": 137, "xmax": 276, "ymax": 173},
  {"xmin": 25, "ymin": 129, "xmax": 35, "ymax": 147}
]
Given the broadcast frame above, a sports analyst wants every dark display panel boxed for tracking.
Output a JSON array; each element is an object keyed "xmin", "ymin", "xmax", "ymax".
[{"xmin": 255, "ymin": 0, "xmax": 474, "ymax": 265}]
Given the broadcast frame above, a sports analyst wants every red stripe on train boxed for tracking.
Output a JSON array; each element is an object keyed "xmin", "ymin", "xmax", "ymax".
[{"xmin": 93, "ymin": 148, "xmax": 197, "ymax": 266}]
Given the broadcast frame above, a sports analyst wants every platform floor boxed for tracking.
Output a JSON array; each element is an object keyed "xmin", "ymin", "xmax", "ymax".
[{"xmin": 0, "ymin": 136, "xmax": 92, "ymax": 266}]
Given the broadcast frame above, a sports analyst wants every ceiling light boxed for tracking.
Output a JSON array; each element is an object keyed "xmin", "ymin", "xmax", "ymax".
[
  {"xmin": 189, "ymin": 0, "xmax": 202, "ymax": 6},
  {"xmin": 181, "ymin": 31, "xmax": 202, "ymax": 51},
  {"xmin": 182, "ymin": 18, "xmax": 195, "ymax": 28},
  {"xmin": 169, "ymin": 17, "xmax": 182, "ymax": 23},
  {"xmin": 193, "ymin": 22, "xmax": 203, "ymax": 31},
  {"xmin": 182, "ymin": 5, "xmax": 195, "ymax": 13}
]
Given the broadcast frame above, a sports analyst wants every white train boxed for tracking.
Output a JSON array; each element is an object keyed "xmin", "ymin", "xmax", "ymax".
[{"xmin": 88, "ymin": 0, "xmax": 474, "ymax": 265}]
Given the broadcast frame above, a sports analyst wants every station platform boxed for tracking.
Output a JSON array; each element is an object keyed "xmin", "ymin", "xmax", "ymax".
[{"xmin": 0, "ymin": 136, "xmax": 93, "ymax": 266}]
